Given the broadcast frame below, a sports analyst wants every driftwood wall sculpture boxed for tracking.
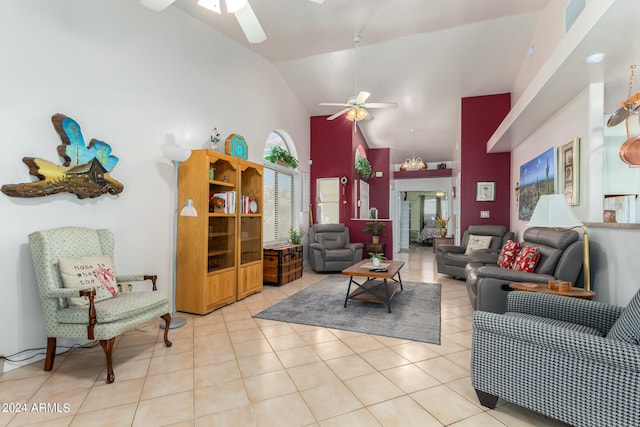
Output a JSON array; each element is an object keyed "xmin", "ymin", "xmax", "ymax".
[{"xmin": 1, "ymin": 114, "xmax": 124, "ymax": 199}]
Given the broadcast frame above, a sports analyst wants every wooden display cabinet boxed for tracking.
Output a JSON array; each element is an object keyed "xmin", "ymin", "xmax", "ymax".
[
  {"xmin": 237, "ymin": 159, "xmax": 263, "ymax": 300},
  {"xmin": 176, "ymin": 149, "xmax": 263, "ymax": 315}
]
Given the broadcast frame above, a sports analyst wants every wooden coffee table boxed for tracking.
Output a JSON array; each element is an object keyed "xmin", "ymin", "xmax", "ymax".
[{"xmin": 341, "ymin": 259, "xmax": 405, "ymax": 313}]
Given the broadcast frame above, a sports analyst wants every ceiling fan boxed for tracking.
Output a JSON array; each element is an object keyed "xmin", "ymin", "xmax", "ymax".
[
  {"xmin": 319, "ymin": 35, "xmax": 398, "ymax": 131},
  {"xmin": 140, "ymin": 0, "xmax": 324, "ymax": 44}
]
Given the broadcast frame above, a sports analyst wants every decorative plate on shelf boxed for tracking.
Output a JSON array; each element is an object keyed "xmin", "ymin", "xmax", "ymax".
[{"xmin": 225, "ymin": 133, "xmax": 248, "ymax": 160}]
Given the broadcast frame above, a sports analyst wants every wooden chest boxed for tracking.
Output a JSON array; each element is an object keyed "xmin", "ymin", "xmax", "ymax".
[{"xmin": 263, "ymin": 244, "xmax": 303, "ymax": 285}]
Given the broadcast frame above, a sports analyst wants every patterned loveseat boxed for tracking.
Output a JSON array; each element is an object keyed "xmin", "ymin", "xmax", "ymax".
[{"xmin": 472, "ymin": 290, "xmax": 640, "ymax": 426}]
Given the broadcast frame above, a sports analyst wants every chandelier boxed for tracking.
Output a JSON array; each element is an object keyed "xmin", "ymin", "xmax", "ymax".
[{"xmin": 401, "ymin": 129, "xmax": 425, "ymax": 171}]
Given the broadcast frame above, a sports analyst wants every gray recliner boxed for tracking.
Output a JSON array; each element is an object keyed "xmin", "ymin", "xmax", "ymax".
[
  {"xmin": 308, "ymin": 224, "xmax": 363, "ymax": 272},
  {"xmin": 436, "ymin": 225, "xmax": 514, "ymax": 278},
  {"xmin": 465, "ymin": 227, "xmax": 584, "ymax": 313}
]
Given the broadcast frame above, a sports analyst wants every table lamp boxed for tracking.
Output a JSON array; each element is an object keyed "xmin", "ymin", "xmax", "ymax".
[{"xmin": 527, "ymin": 194, "xmax": 590, "ymax": 292}]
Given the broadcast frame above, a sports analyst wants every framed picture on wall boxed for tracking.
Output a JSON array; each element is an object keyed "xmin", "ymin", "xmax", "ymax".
[
  {"xmin": 518, "ymin": 147, "xmax": 556, "ymax": 220},
  {"xmin": 476, "ymin": 182, "xmax": 495, "ymax": 201},
  {"xmin": 559, "ymin": 138, "xmax": 580, "ymax": 205}
]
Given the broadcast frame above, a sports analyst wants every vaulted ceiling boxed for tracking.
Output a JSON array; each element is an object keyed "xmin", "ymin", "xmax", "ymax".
[{"xmin": 164, "ymin": 0, "xmax": 551, "ymax": 164}]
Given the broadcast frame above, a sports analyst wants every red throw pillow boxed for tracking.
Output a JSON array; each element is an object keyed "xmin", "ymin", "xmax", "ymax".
[
  {"xmin": 511, "ymin": 245, "xmax": 541, "ymax": 273},
  {"xmin": 497, "ymin": 240, "xmax": 521, "ymax": 269}
]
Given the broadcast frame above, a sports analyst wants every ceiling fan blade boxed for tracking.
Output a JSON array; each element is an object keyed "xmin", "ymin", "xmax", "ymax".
[
  {"xmin": 362, "ymin": 102, "xmax": 398, "ymax": 109},
  {"xmin": 327, "ymin": 108, "xmax": 351, "ymax": 120},
  {"xmin": 139, "ymin": 0, "xmax": 176, "ymax": 11},
  {"xmin": 355, "ymin": 91, "xmax": 371, "ymax": 105},
  {"xmin": 319, "ymin": 102, "xmax": 352, "ymax": 107},
  {"xmin": 234, "ymin": 2, "xmax": 266, "ymax": 43}
]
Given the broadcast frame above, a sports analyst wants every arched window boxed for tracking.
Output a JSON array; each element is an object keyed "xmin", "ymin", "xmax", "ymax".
[{"xmin": 263, "ymin": 130, "xmax": 299, "ymax": 244}]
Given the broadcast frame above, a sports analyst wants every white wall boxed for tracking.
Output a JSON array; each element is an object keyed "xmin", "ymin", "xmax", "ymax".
[
  {"xmin": 511, "ymin": 83, "xmax": 640, "ymax": 306},
  {"xmin": 0, "ymin": 0, "xmax": 309, "ymax": 371}
]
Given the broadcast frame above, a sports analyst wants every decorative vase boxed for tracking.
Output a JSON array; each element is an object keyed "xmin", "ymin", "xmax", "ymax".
[
  {"xmin": 371, "ymin": 257, "xmax": 381, "ymax": 267},
  {"xmin": 440, "ymin": 227, "xmax": 447, "ymax": 237},
  {"xmin": 372, "ymin": 235, "xmax": 380, "ymax": 244}
]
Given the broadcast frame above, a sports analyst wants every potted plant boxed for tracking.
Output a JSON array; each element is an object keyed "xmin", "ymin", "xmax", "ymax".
[
  {"xmin": 289, "ymin": 227, "xmax": 304, "ymax": 245},
  {"xmin": 368, "ymin": 251, "xmax": 386, "ymax": 267},
  {"xmin": 355, "ymin": 155, "xmax": 372, "ymax": 180},
  {"xmin": 363, "ymin": 221, "xmax": 385, "ymax": 244},
  {"xmin": 264, "ymin": 146, "xmax": 299, "ymax": 169}
]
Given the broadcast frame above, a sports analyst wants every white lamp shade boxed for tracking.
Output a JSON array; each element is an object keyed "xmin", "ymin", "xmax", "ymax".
[
  {"xmin": 162, "ymin": 142, "xmax": 191, "ymax": 162},
  {"xmin": 527, "ymin": 194, "xmax": 582, "ymax": 228},
  {"xmin": 180, "ymin": 199, "xmax": 197, "ymax": 217}
]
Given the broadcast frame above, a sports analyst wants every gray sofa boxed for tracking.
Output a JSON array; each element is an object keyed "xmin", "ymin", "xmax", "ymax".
[
  {"xmin": 465, "ymin": 227, "xmax": 584, "ymax": 313},
  {"xmin": 308, "ymin": 224, "xmax": 363, "ymax": 272},
  {"xmin": 436, "ymin": 225, "xmax": 514, "ymax": 278},
  {"xmin": 472, "ymin": 290, "xmax": 640, "ymax": 426}
]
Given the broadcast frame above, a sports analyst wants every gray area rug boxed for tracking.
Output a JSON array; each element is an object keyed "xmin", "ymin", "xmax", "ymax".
[{"xmin": 254, "ymin": 275, "xmax": 441, "ymax": 344}]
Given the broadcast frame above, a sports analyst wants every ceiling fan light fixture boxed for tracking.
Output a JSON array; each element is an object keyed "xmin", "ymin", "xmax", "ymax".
[
  {"xmin": 198, "ymin": 0, "xmax": 221, "ymax": 13},
  {"xmin": 225, "ymin": 0, "xmax": 247, "ymax": 13},
  {"xmin": 346, "ymin": 107, "xmax": 367, "ymax": 122}
]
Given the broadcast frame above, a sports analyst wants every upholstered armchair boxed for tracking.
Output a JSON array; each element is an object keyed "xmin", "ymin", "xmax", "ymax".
[
  {"xmin": 28, "ymin": 227, "xmax": 172, "ymax": 383},
  {"xmin": 472, "ymin": 290, "xmax": 640, "ymax": 427},
  {"xmin": 436, "ymin": 225, "xmax": 514, "ymax": 278},
  {"xmin": 465, "ymin": 227, "xmax": 584, "ymax": 313},
  {"xmin": 308, "ymin": 224, "xmax": 363, "ymax": 272}
]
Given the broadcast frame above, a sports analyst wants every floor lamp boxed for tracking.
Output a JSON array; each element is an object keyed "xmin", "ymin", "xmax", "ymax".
[
  {"xmin": 161, "ymin": 141, "xmax": 197, "ymax": 329},
  {"xmin": 527, "ymin": 194, "xmax": 590, "ymax": 292}
]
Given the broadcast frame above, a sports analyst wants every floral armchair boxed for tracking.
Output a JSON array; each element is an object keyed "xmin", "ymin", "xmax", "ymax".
[{"xmin": 28, "ymin": 227, "xmax": 172, "ymax": 383}]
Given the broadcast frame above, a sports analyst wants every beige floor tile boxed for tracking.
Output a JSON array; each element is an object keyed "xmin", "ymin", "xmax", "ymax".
[
  {"xmin": 194, "ymin": 379, "xmax": 249, "ymax": 417},
  {"xmin": 287, "ymin": 361, "xmax": 340, "ymax": 391},
  {"xmin": 446, "ymin": 349, "xmax": 472, "ymax": 371},
  {"xmin": 101, "ymin": 358, "xmax": 150, "ymax": 382},
  {"xmin": 228, "ymin": 328, "xmax": 268, "ymax": 344},
  {"xmin": 237, "ymin": 352, "xmax": 283, "ymax": 378},
  {"xmin": 359, "ymin": 347, "xmax": 410, "ymax": 371},
  {"xmin": 225, "ymin": 318, "xmax": 259, "ymax": 332},
  {"xmin": 310, "ymin": 340, "xmax": 355, "ymax": 360},
  {"xmin": 411, "ymin": 384, "xmax": 483, "ymax": 425},
  {"xmin": 450, "ymin": 411, "xmax": 508, "ymax": 426},
  {"xmin": 140, "ymin": 368, "xmax": 194, "ymax": 400},
  {"xmin": 389, "ymin": 341, "xmax": 440, "ymax": 362},
  {"xmin": 133, "ymin": 390, "xmax": 194, "ymax": 426},
  {"xmin": 415, "ymin": 356, "xmax": 469, "ymax": 383},
  {"xmin": 344, "ymin": 372, "xmax": 405, "ymax": 406},
  {"xmin": 0, "ymin": 375, "xmax": 49, "ymax": 402},
  {"xmin": 195, "ymin": 405, "xmax": 255, "ymax": 427},
  {"xmin": 10, "ymin": 387, "xmax": 90, "ymax": 425},
  {"xmin": 10, "ymin": 415, "xmax": 74, "ymax": 427},
  {"xmin": 232, "ymin": 337, "xmax": 273, "ymax": 358},
  {"xmin": 488, "ymin": 402, "xmax": 570, "ymax": 427},
  {"xmin": 266, "ymin": 333, "xmax": 307, "ymax": 351},
  {"xmin": 78, "ymin": 378, "xmax": 144, "ymax": 413},
  {"xmin": 193, "ymin": 322, "xmax": 227, "ymax": 337},
  {"xmin": 259, "ymin": 322, "xmax": 296, "ymax": 338},
  {"xmin": 276, "ymin": 346, "xmax": 322, "ymax": 368},
  {"xmin": 70, "ymin": 402, "xmax": 137, "ymax": 426},
  {"xmin": 243, "ymin": 369, "xmax": 297, "ymax": 402},
  {"xmin": 441, "ymin": 377, "xmax": 481, "ymax": 408},
  {"xmin": 380, "ymin": 364, "xmax": 440, "ymax": 394},
  {"xmin": 299, "ymin": 328, "xmax": 339, "ymax": 345},
  {"xmin": 341, "ymin": 335, "xmax": 386, "ymax": 353},
  {"xmin": 147, "ymin": 351, "xmax": 194, "ymax": 376},
  {"xmin": 251, "ymin": 392, "xmax": 316, "ymax": 427},
  {"xmin": 38, "ymin": 366, "xmax": 100, "ymax": 395},
  {"xmin": 111, "ymin": 343, "xmax": 155, "ymax": 363},
  {"xmin": 368, "ymin": 395, "xmax": 442, "ymax": 427},
  {"xmin": 319, "ymin": 408, "xmax": 382, "ymax": 427},
  {"xmin": 300, "ymin": 381, "xmax": 363, "ymax": 421},
  {"xmin": 325, "ymin": 354, "xmax": 376, "ymax": 380},
  {"xmin": 193, "ymin": 359, "xmax": 242, "ymax": 389}
]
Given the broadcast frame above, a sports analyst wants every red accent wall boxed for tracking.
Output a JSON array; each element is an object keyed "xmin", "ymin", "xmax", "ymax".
[
  {"xmin": 310, "ymin": 116, "xmax": 393, "ymax": 259},
  {"xmin": 460, "ymin": 94, "xmax": 511, "ymax": 234}
]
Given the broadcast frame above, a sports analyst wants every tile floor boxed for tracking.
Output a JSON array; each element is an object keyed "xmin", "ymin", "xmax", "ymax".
[{"xmin": 0, "ymin": 246, "xmax": 568, "ymax": 426}]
